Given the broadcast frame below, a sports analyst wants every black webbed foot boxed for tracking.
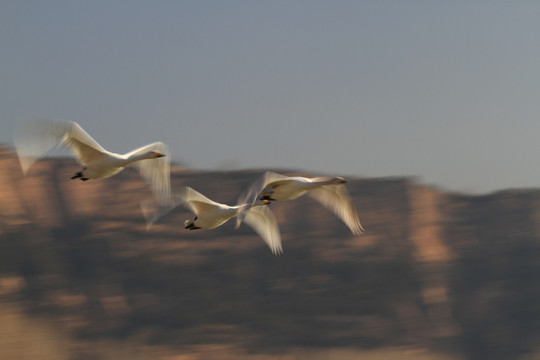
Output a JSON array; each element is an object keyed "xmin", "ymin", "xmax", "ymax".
[
  {"xmin": 71, "ymin": 172, "xmax": 83, "ymax": 180},
  {"xmin": 71, "ymin": 172, "xmax": 89, "ymax": 181}
]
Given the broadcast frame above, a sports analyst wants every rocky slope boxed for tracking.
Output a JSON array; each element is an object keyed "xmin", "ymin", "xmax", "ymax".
[{"xmin": 0, "ymin": 146, "xmax": 538, "ymax": 359}]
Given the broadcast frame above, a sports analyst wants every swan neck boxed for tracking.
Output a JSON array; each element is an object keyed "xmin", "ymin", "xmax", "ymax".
[
  {"xmin": 124, "ymin": 152, "xmax": 154, "ymax": 166},
  {"xmin": 310, "ymin": 177, "xmax": 340, "ymax": 186}
]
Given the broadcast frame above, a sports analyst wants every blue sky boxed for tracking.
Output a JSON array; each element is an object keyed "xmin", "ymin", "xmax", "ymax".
[{"xmin": 2, "ymin": 1, "xmax": 540, "ymax": 193}]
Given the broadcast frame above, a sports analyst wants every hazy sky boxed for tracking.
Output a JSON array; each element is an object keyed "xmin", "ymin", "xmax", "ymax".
[{"xmin": 2, "ymin": 1, "xmax": 540, "ymax": 193}]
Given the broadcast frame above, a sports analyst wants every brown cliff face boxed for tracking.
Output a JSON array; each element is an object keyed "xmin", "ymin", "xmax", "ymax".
[{"xmin": 0, "ymin": 146, "xmax": 538, "ymax": 359}]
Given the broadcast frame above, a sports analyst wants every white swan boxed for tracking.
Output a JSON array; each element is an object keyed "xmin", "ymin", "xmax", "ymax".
[
  {"xmin": 237, "ymin": 171, "xmax": 364, "ymax": 235},
  {"xmin": 176, "ymin": 186, "xmax": 282, "ymax": 255},
  {"xmin": 14, "ymin": 119, "xmax": 171, "ymax": 206}
]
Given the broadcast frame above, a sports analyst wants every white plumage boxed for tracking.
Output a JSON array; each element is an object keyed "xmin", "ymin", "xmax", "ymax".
[
  {"xmin": 237, "ymin": 171, "xmax": 364, "ymax": 235},
  {"xmin": 176, "ymin": 187, "xmax": 282, "ymax": 255},
  {"xmin": 15, "ymin": 119, "xmax": 171, "ymax": 207}
]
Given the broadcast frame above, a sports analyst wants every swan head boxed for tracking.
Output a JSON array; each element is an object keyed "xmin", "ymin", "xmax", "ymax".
[
  {"xmin": 184, "ymin": 218, "xmax": 201, "ymax": 230},
  {"xmin": 334, "ymin": 177, "xmax": 346, "ymax": 184}
]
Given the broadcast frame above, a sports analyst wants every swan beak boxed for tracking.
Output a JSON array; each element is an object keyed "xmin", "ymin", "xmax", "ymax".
[
  {"xmin": 263, "ymin": 199, "xmax": 270, "ymax": 205},
  {"xmin": 153, "ymin": 151, "xmax": 166, "ymax": 158},
  {"xmin": 337, "ymin": 177, "xmax": 347, "ymax": 183}
]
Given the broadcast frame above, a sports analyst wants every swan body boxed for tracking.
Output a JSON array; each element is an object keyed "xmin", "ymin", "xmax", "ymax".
[
  {"xmin": 237, "ymin": 171, "xmax": 364, "ymax": 235},
  {"xmin": 177, "ymin": 187, "xmax": 282, "ymax": 255},
  {"xmin": 14, "ymin": 119, "xmax": 171, "ymax": 205},
  {"xmin": 69, "ymin": 150, "xmax": 164, "ymax": 180}
]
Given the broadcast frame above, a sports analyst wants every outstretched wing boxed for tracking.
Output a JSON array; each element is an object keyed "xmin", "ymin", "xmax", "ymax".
[
  {"xmin": 60, "ymin": 122, "xmax": 108, "ymax": 164},
  {"xmin": 139, "ymin": 196, "xmax": 179, "ymax": 229},
  {"xmin": 15, "ymin": 119, "xmax": 107, "ymax": 173},
  {"xmin": 235, "ymin": 171, "xmax": 292, "ymax": 227},
  {"xmin": 237, "ymin": 171, "xmax": 292, "ymax": 205},
  {"xmin": 175, "ymin": 186, "xmax": 221, "ymax": 216},
  {"xmin": 243, "ymin": 205, "xmax": 283, "ymax": 255},
  {"xmin": 307, "ymin": 185, "xmax": 364, "ymax": 236},
  {"xmin": 129, "ymin": 142, "xmax": 171, "ymax": 206}
]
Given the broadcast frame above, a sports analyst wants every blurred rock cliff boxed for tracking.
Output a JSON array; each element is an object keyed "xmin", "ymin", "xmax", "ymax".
[{"xmin": 0, "ymin": 146, "xmax": 538, "ymax": 360}]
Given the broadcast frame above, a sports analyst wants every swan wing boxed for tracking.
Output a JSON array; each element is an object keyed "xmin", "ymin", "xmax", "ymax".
[
  {"xmin": 139, "ymin": 196, "xmax": 179, "ymax": 229},
  {"xmin": 175, "ymin": 187, "xmax": 222, "ymax": 215},
  {"xmin": 307, "ymin": 185, "xmax": 364, "ymax": 236},
  {"xmin": 235, "ymin": 172, "xmax": 292, "ymax": 228},
  {"xmin": 14, "ymin": 119, "xmax": 107, "ymax": 173},
  {"xmin": 60, "ymin": 122, "xmax": 108, "ymax": 165},
  {"xmin": 243, "ymin": 205, "xmax": 283, "ymax": 255},
  {"xmin": 237, "ymin": 171, "xmax": 292, "ymax": 205},
  {"xmin": 129, "ymin": 142, "xmax": 171, "ymax": 206}
]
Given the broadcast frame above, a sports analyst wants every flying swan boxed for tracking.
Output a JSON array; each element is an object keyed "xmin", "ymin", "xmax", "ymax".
[
  {"xmin": 175, "ymin": 186, "xmax": 282, "ymax": 255},
  {"xmin": 236, "ymin": 171, "xmax": 364, "ymax": 235},
  {"xmin": 14, "ymin": 119, "xmax": 171, "ymax": 206}
]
